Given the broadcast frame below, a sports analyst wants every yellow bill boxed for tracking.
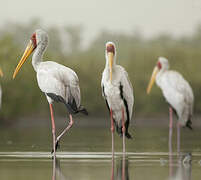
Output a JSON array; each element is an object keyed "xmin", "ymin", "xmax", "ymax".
[
  {"xmin": 146, "ymin": 66, "xmax": 159, "ymax": 94},
  {"xmin": 0, "ymin": 68, "xmax": 3, "ymax": 77},
  {"xmin": 108, "ymin": 52, "xmax": 114, "ymax": 82},
  {"xmin": 13, "ymin": 40, "xmax": 35, "ymax": 79}
]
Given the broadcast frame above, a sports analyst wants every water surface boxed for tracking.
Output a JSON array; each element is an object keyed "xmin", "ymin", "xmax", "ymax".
[{"xmin": 0, "ymin": 117, "xmax": 201, "ymax": 179}]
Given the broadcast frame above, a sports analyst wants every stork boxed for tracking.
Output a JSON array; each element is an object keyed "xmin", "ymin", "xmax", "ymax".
[
  {"xmin": 101, "ymin": 42, "xmax": 134, "ymax": 155},
  {"xmin": 12, "ymin": 29, "xmax": 88, "ymax": 158},
  {"xmin": 147, "ymin": 57, "xmax": 194, "ymax": 153}
]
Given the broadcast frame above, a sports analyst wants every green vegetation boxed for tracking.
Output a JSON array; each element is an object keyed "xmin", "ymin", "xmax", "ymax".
[{"xmin": 0, "ymin": 19, "xmax": 201, "ymax": 122}]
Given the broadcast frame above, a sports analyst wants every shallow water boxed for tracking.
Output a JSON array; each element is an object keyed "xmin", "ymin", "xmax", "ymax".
[
  {"xmin": 0, "ymin": 118, "xmax": 201, "ymax": 179},
  {"xmin": 0, "ymin": 152, "xmax": 201, "ymax": 180}
]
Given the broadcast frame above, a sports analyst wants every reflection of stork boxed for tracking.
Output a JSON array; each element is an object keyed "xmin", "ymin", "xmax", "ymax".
[
  {"xmin": 114, "ymin": 158, "xmax": 129, "ymax": 180},
  {"xmin": 52, "ymin": 158, "xmax": 67, "ymax": 180},
  {"xmin": 101, "ymin": 42, "xmax": 134, "ymax": 155},
  {"xmin": 147, "ymin": 57, "xmax": 194, "ymax": 153},
  {"xmin": 12, "ymin": 29, "xmax": 88, "ymax": 158},
  {"xmin": 170, "ymin": 153, "xmax": 192, "ymax": 180}
]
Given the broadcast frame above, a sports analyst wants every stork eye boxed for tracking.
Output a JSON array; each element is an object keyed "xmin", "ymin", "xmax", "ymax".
[
  {"xmin": 31, "ymin": 33, "xmax": 37, "ymax": 48},
  {"xmin": 157, "ymin": 61, "xmax": 162, "ymax": 69}
]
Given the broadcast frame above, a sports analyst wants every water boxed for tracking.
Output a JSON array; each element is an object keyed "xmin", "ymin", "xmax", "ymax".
[
  {"xmin": 0, "ymin": 152, "xmax": 200, "ymax": 179},
  {"xmin": 0, "ymin": 117, "xmax": 201, "ymax": 179}
]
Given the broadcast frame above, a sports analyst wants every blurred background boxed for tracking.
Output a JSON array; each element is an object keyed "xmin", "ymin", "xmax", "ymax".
[
  {"xmin": 1, "ymin": 2, "xmax": 201, "ymax": 179},
  {"xmin": 0, "ymin": 0, "xmax": 201, "ymax": 124}
]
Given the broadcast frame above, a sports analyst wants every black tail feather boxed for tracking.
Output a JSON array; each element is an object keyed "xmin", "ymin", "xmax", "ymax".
[
  {"xmin": 78, "ymin": 106, "xmax": 88, "ymax": 115},
  {"xmin": 46, "ymin": 93, "xmax": 88, "ymax": 115},
  {"xmin": 186, "ymin": 119, "xmax": 193, "ymax": 130},
  {"xmin": 47, "ymin": 93, "xmax": 77, "ymax": 114},
  {"xmin": 115, "ymin": 123, "xmax": 132, "ymax": 139},
  {"xmin": 125, "ymin": 132, "xmax": 132, "ymax": 139},
  {"xmin": 47, "ymin": 93, "xmax": 66, "ymax": 104}
]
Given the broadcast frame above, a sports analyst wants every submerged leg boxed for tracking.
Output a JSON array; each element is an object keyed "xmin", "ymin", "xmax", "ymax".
[
  {"xmin": 52, "ymin": 156, "xmax": 56, "ymax": 180},
  {"xmin": 122, "ymin": 154, "xmax": 126, "ymax": 180},
  {"xmin": 169, "ymin": 107, "xmax": 173, "ymax": 178},
  {"xmin": 111, "ymin": 154, "xmax": 114, "ymax": 180},
  {"xmin": 169, "ymin": 107, "xmax": 173, "ymax": 151},
  {"xmin": 122, "ymin": 107, "xmax": 126, "ymax": 155},
  {"xmin": 177, "ymin": 122, "xmax": 181, "ymax": 155},
  {"xmin": 49, "ymin": 104, "xmax": 56, "ymax": 159},
  {"xmin": 110, "ymin": 109, "xmax": 114, "ymax": 157},
  {"xmin": 55, "ymin": 114, "xmax": 74, "ymax": 150}
]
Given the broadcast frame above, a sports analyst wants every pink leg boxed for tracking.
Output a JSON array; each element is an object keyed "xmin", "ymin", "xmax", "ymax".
[
  {"xmin": 169, "ymin": 107, "xmax": 173, "ymax": 178},
  {"xmin": 49, "ymin": 104, "xmax": 56, "ymax": 159},
  {"xmin": 169, "ymin": 107, "xmax": 173, "ymax": 151},
  {"xmin": 177, "ymin": 122, "xmax": 180, "ymax": 155},
  {"xmin": 55, "ymin": 114, "xmax": 74, "ymax": 150},
  {"xmin": 110, "ymin": 109, "xmax": 114, "ymax": 157},
  {"xmin": 122, "ymin": 107, "xmax": 126, "ymax": 155}
]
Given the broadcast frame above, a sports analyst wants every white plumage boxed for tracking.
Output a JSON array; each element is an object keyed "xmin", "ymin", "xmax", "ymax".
[
  {"xmin": 37, "ymin": 61, "xmax": 81, "ymax": 109},
  {"xmin": 148, "ymin": 57, "xmax": 194, "ymax": 128},
  {"xmin": 101, "ymin": 42, "xmax": 134, "ymax": 138}
]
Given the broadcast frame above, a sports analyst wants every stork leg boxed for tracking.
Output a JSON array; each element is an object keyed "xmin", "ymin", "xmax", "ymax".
[
  {"xmin": 54, "ymin": 114, "xmax": 74, "ymax": 151},
  {"xmin": 122, "ymin": 154, "xmax": 126, "ymax": 180},
  {"xmin": 169, "ymin": 107, "xmax": 173, "ymax": 178},
  {"xmin": 122, "ymin": 107, "xmax": 126, "ymax": 155},
  {"xmin": 111, "ymin": 154, "xmax": 114, "ymax": 180},
  {"xmin": 177, "ymin": 122, "xmax": 180, "ymax": 155},
  {"xmin": 110, "ymin": 109, "xmax": 114, "ymax": 157},
  {"xmin": 52, "ymin": 156, "xmax": 56, "ymax": 180},
  {"xmin": 49, "ymin": 104, "xmax": 56, "ymax": 159},
  {"xmin": 169, "ymin": 107, "xmax": 173, "ymax": 153}
]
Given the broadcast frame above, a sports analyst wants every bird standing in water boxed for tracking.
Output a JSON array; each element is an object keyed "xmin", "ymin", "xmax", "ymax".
[
  {"xmin": 147, "ymin": 57, "xmax": 194, "ymax": 153},
  {"xmin": 13, "ymin": 29, "xmax": 88, "ymax": 158},
  {"xmin": 101, "ymin": 42, "xmax": 134, "ymax": 156}
]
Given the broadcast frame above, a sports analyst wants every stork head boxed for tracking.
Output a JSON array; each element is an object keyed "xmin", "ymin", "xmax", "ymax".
[
  {"xmin": 105, "ymin": 42, "xmax": 116, "ymax": 82},
  {"xmin": 146, "ymin": 57, "xmax": 169, "ymax": 94},
  {"xmin": 157, "ymin": 57, "xmax": 169, "ymax": 71},
  {"xmin": 13, "ymin": 29, "xmax": 48, "ymax": 79}
]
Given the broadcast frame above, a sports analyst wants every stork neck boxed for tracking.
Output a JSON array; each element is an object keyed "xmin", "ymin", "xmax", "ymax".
[
  {"xmin": 32, "ymin": 43, "xmax": 46, "ymax": 72},
  {"xmin": 156, "ymin": 69, "xmax": 167, "ymax": 84},
  {"xmin": 159, "ymin": 68, "xmax": 167, "ymax": 75}
]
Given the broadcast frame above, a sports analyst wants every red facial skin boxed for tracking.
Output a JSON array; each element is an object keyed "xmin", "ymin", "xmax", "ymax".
[
  {"xmin": 157, "ymin": 61, "xmax": 162, "ymax": 69},
  {"xmin": 106, "ymin": 44, "xmax": 115, "ymax": 55},
  {"xmin": 31, "ymin": 33, "xmax": 37, "ymax": 49}
]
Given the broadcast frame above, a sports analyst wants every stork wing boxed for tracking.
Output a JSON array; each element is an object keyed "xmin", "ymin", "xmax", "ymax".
[
  {"xmin": 120, "ymin": 67, "xmax": 134, "ymax": 119},
  {"xmin": 166, "ymin": 71, "xmax": 194, "ymax": 105},
  {"xmin": 37, "ymin": 61, "xmax": 81, "ymax": 107}
]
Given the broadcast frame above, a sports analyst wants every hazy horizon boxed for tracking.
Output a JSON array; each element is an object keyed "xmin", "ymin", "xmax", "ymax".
[{"xmin": 1, "ymin": 0, "xmax": 201, "ymax": 45}]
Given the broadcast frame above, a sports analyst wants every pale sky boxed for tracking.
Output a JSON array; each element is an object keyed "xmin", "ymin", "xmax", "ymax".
[{"xmin": 1, "ymin": 0, "xmax": 201, "ymax": 43}]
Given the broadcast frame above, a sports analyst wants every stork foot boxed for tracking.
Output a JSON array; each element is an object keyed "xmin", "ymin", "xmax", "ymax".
[
  {"xmin": 51, "ymin": 142, "xmax": 60, "ymax": 155},
  {"xmin": 55, "ymin": 140, "xmax": 60, "ymax": 151}
]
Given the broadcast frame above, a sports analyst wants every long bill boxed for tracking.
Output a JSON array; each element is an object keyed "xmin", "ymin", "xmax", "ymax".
[
  {"xmin": 108, "ymin": 52, "xmax": 114, "ymax": 82},
  {"xmin": 13, "ymin": 40, "xmax": 35, "ymax": 79},
  {"xmin": 146, "ymin": 66, "xmax": 159, "ymax": 94},
  {"xmin": 0, "ymin": 68, "xmax": 3, "ymax": 77}
]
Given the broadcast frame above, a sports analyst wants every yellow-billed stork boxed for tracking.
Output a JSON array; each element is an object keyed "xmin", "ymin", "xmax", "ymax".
[
  {"xmin": 147, "ymin": 57, "xmax": 194, "ymax": 153},
  {"xmin": 12, "ymin": 29, "xmax": 88, "ymax": 158},
  {"xmin": 101, "ymin": 42, "xmax": 134, "ymax": 155}
]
